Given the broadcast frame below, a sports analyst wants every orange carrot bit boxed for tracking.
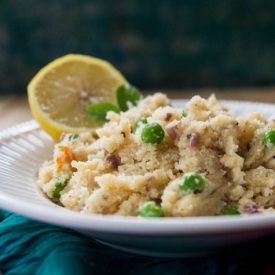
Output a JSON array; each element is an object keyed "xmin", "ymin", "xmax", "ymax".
[{"xmin": 55, "ymin": 146, "xmax": 75, "ymax": 172}]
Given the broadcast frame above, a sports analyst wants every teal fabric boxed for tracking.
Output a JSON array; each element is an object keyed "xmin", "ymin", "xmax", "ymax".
[{"xmin": 1, "ymin": 209, "xmax": 275, "ymax": 275}]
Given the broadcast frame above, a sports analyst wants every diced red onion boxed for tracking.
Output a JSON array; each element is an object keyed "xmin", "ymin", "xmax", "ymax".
[
  {"xmin": 243, "ymin": 204, "xmax": 260, "ymax": 214},
  {"xmin": 165, "ymin": 121, "xmax": 181, "ymax": 140},
  {"xmin": 189, "ymin": 132, "xmax": 200, "ymax": 148}
]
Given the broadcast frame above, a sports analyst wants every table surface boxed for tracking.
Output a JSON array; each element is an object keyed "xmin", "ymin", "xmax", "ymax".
[{"xmin": 1, "ymin": 86, "xmax": 275, "ymax": 131}]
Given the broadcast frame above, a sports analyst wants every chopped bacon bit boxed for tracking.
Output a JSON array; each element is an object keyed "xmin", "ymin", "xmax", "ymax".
[{"xmin": 189, "ymin": 132, "xmax": 200, "ymax": 148}]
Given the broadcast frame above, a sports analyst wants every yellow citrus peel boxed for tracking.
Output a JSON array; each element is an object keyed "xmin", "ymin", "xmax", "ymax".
[{"xmin": 27, "ymin": 54, "xmax": 127, "ymax": 141}]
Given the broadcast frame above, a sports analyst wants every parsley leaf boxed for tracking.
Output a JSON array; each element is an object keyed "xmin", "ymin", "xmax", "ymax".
[
  {"xmin": 85, "ymin": 102, "xmax": 120, "ymax": 122},
  {"xmin": 116, "ymin": 84, "xmax": 141, "ymax": 111},
  {"xmin": 85, "ymin": 84, "xmax": 141, "ymax": 122}
]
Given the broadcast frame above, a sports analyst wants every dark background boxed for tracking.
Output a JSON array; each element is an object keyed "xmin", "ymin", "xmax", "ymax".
[{"xmin": 1, "ymin": 0, "xmax": 275, "ymax": 95}]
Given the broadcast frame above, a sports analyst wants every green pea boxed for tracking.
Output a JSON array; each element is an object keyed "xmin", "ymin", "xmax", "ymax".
[
  {"xmin": 263, "ymin": 129, "xmax": 275, "ymax": 146},
  {"xmin": 179, "ymin": 172, "xmax": 205, "ymax": 193},
  {"xmin": 224, "ymin": 206, "xmax": 240, "ymax": 215},
  {"xmin": 132, "ymin": 117, "xmax": 148, "ymax": 133},
  {"xmin": 137, "ymin": 201, "xmax": 164, "ymax": 217},
  {"xmin": 52, "ymin": 178, "xmax": 69, "ymax": 198},
  {"xmin": 140, "ymin": 122, "xmax": 165, "ymax": 144}
]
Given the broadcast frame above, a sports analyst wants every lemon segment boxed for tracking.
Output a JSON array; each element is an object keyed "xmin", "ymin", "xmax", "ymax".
[{"xmin": 27, "ymin": 54, "xmax": 127, "ymax": 141}]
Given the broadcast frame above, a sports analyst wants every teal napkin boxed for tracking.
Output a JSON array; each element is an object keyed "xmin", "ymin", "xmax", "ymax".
[{"xmin": 0, "ymin": 209, "xmax": 274, "ymax": 275}]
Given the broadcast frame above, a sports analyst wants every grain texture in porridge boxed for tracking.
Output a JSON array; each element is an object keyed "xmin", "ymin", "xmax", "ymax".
[{"xmin": 37, "ymin": 93, "xmax": 275, "ymax": 217}]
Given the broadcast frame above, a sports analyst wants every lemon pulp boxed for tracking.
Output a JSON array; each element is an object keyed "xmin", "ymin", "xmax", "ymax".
[{"xmin": 27, "ymin": 54, "xmax": 127, "ymax": 141}]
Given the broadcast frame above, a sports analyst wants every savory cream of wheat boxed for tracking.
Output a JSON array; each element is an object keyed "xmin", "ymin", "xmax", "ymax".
[{"xmin": 37, "ymin": 93, "xmax": 275, "ymax": 217}]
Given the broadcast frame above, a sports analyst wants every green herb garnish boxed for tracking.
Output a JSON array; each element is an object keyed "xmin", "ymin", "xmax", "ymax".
[
  {"xmin": 85, "ymin": 84, "xmax": 141, "ymax": 122},
  {"xmin": 182, "ymin": 109, "xmax": 188, "ymax": 117},
  {"xmin": 85, "ymin": 102, "xmax": 120, "ymax": 122},
  {"xmin": 68, "ymin": 134, "xmax": 79, "ymax": 141},
  {"xmin": 88, "ymin": 154, "xmax": 96, "ymax": 161},
  {"xmin": 52, "ymin": 178, "xmax": 69, "ymax": 198},
  {"xmin": 116, "ymin": 84, "xmax": 141, "ymax": 111}
]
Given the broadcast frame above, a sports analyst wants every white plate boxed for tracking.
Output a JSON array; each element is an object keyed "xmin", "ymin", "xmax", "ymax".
[{"xmin": 1, "ymin": 99, "xmax": 275, "ymax": 258}]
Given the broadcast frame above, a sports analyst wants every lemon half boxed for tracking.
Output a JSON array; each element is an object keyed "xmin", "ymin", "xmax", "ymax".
[{"xmin": 27, "ymin": 54, "xmax": 127, "ymax": 141}]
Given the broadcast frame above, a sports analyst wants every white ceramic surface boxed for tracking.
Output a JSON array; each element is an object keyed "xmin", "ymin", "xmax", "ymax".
[{"xmin": 1, "ymin": 99, "xmax": 275, "ymax": 258}]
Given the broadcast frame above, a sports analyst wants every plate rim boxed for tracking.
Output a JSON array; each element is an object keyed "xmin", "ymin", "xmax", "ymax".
[{"xmin": 1, "ymin": 99, "xmax": 275, "ymax": 237}]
